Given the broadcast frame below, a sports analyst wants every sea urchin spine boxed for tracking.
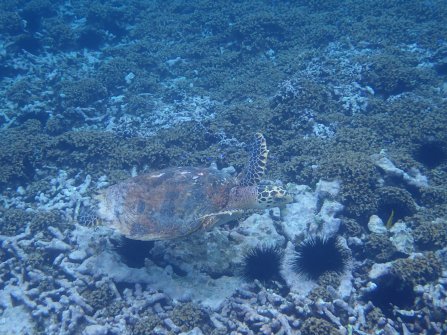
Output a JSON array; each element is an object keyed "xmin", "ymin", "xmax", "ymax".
[
  {"xmin": 290, "ymin": 236, "xmax": 349, "ymax": 281},
  {"xmin": 241, "ymin": 244, "xmax": 284, "ymax": 283}
]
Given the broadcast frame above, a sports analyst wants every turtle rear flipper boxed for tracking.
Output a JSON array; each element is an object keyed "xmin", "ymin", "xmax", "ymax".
[{"xmin": 239, "ymin": 133, "xmax": 269, "ymax": 187}]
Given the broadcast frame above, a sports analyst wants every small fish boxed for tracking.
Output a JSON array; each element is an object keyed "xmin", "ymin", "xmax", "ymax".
[{"xmin": 386, "ymin": 209, "xmax": 395, "ymax": 229}]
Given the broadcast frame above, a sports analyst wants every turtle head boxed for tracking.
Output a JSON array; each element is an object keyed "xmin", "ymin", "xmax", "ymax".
[{"xmin": 256, "ymin": 185, "xmax": 293, "ymax": 209}]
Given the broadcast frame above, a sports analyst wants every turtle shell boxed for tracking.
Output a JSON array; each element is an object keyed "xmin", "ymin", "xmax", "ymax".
[{"xmin": 96, "ymin": 167, "xmax": 235, "ymax": 241}]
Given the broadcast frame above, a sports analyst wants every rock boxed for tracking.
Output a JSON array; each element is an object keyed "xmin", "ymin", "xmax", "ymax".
[
  {"xmin": 124, "ymin": 72, "xmax": 135, "ymax": 84},
  {"xmin": 281, "ymin": 185, "xmax": 317, "ymax": 241},
  {"xmin": 0, "ymin": 306, "xmax": 34, "ymax": 335},
  {"xmin": 314, "ymin": 200, "xmax": 343, "ymax": 237},
  {"xmin": 390, "ymin": 221, "xmax": 414, "ymax": 254},
  {"xmin": 47, "ymin": 238, "xmax": 71, "ymax": 251},
  {"xmin": 367, "ymin": 215, "xmax": 387, "ymax": 234},
  {"xmin": 338, "ymin": 271, "xmax": 353, "ymax": 299},
  {"xmin": 180, "ymin": 327, "xmax": 204, "ymax": 335},
  {"xmin": 368, "ymin": 262, "xmax": 392, "ymax": 280},
  {"xmin": 83, "ymin": 324, "xmax": 109, "ymax": 335},
  {"xmin": 372, "ymin": 153, "xmax": 428, "ymax": 188},
  {"xmin": 282, "ymin": 182, "xmax": 343, "ymax": 240},
  {"xmin": 68, "ymin": 250, "xmax": 87, "ymax": 262},
  {"xmin": 236, "ymin": 212, "xmax": 285, "ymax": 248},
  {"xmin": 17, "ymin": 186, "xmax": 26, "ymax": 195},
  {"xmin": 315, "ymin": 180, "xmax": 340, "ymax": 198}
]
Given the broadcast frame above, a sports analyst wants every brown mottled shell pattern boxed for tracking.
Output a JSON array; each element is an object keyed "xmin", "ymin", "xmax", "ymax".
[{"xmin": 97, "ymin": 167, "xmax": 235, "ymax": 241}]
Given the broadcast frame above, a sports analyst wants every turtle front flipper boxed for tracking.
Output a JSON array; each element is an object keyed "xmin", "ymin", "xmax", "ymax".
[
  {"xmin": 199, "ymin": 209, "xmax": 245, "ymax": 230},
  {"xmin": 239, "ymin": 133, "xmax": 269, "ymax": 187}
]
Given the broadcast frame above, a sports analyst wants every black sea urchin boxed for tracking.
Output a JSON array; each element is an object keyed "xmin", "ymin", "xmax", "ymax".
[
  {"xmin": 242, "ymin": 244, "xmax": 283, "ymax": 282},
  {"xmin": 291, "ymin": 236, "xmax": 349, "ymax": 280}
]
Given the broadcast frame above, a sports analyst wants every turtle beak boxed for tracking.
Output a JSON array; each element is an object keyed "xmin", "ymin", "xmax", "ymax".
[
  {"xmin": 274, "ymin": 189, "xmax": 293, "ymax": 207},
  {"xmin": 284, "ymin": 192, "xmax": 294, "ymax": 204}
]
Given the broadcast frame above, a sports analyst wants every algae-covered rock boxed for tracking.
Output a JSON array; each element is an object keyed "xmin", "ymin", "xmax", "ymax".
[
  {"xmin": 170, "ymin": 302, "xmax": 212, "ymax": 333},
  {"xmin": 0, "ymin": 120, "xmax": 48, "ymax": 186},
  {"xmin": 97, "ymin": 57, "xmax": 135, "ymax": 90},
  {"xmin": 6, "ymin": 79, "xmax": 39, "ymax": 107},
  {"xmin": 0, "ymin": 11, "xmax": 22, "ymax": 34},
  {"xmin": 365, "ymin": 307, "xmax": 385, "ymax": 330},
  {"xmin": 82, "ymin": 284, "xmax": 116, "ymax": 311},
  {"xmin": 361, "ymin": 53, "xmax": 433, "ymax": 97},
  {"xmin": 420, "ymin": 186, "xmax": 447, "ymax": 208},
  {"xmin": 44, "ymin": 19, "xmax": 76, "ymax": 50},
  {"xmin": 308, "ymin": 271, "xmax": 342, "ymax": 302},
  {"xmin": 130, "ymin": 312, "xmax": 161, "ymax": 335},
  {"xmin": 300, "ymin": 317, "xmax": 339, "ymax": 335},
  {"xmin": 30, "ymin": 210, "xmax": 65, "ymax": 234},
  {"xmin": 365, "ymin": 233, "xmax": 399, "ymax": 263},
  {"xmin": 413, "ymin": 220, "xmax": 447, "ymax": 250},
  {"xmin": 393, "ymin": 252, "xmax": 442, "ymax": 285},
  {"xmin": 0, "ymin": 208, "xmax": 32, "ymax": 235},
  {"xmin": 229, "ymin": 10, "xmax": 285, "ymax": 52},
  {"xmin": 48, "ymin": 130, "xmax": 168, "ymax": 180},
  {"xmin": 342, "ymin": 218, "xmax": 363, "ymax": 237},
  {"xmin": 61, "ymin": 78, "xmax": 107, "ymax": 108},
  {"xmin": 319, "ymin": 151, "xmax": 379, "ymax": 221}
]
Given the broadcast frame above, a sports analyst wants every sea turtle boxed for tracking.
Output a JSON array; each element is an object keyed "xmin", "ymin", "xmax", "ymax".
[{"xmin": 84, "ymin": 133, "xmax": 293, "ymax": 241}]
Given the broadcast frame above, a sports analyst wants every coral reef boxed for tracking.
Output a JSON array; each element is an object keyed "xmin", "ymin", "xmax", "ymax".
[
  {"xmin": 229, "ymin": 10, "xmax": 285, "ymax": 52},
  {"xmin": 97, "ymin": 58, "xmax": 135, "ymax": 91},
  {"xmin": 0, "ymin": 0, "xmax": 446, "ymax": 334},
  {"xmin": 376, "ymin": 186, "xmax": 417, "ymax": 224}
]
